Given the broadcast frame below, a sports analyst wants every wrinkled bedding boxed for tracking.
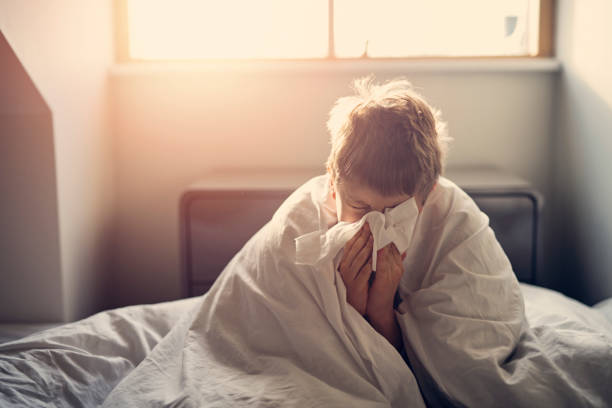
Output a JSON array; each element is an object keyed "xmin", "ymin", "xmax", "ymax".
[
  {"xmin": 1, "ymin": 176, "xmax": 612, "ymax": 407},
  {"xmin": 1, "ymin": 288, "xmax": 611, "ymax": 407},
  {"xmin": 0, "ymin": 298, "xmax": 197, "ymax": 406}
]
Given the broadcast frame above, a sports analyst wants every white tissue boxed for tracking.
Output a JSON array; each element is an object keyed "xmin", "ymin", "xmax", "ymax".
[{"xmin": 295, "ymin": 197, "xmax": 420, "ymax": 271}]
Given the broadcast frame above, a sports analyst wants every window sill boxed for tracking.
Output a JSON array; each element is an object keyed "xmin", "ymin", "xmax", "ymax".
[{"xmin": 110, "ymin": 58, "xmax": 560, "ymax": 76}]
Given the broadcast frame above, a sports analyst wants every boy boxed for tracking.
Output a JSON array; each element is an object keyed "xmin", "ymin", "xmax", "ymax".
[
  {"xmin": 326, "ymin": 76, "xmax": 450, "ymax": 349},
  {"xmin": 102, "ymin": 78, "xmax": 609, "ymax": 407},
  {"xmin": 323, "ymin": 77, "xmax": 526, "ymax": 405}
]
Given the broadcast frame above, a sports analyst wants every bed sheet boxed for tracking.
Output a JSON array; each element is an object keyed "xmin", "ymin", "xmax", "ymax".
[
  {"xmin": 0, "ymin": 285, "xmax": 611, "ymax": 407},
  {"xmin": 522, "ymin": 283, "xmax": 612, "ymax": 332},
  {"xmin": 0, "ymin": 297, "xmax": 200, "ymax": 407},
  {"xmin": 0, "ymin": 323, "xmax": 62, "ymax": 345}
]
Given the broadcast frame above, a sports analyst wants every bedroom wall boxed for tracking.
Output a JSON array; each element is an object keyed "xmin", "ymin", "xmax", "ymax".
[
  {"xmin": 0, "ymin": 32, "xmax": 62, "ymax": 322},
  {"xmin": 552, "ymin": 0, "xmax": 612, "ymax": 304},
  {"xmin": 110, "ymin": 64, "xmax": 558, "ymax": 306},
  {"xmin": 0, "ymin": 1, "xmax": 115, "ymax": 321},
  {"xmin": 0, "ymin": 2, "xmax": 572, "ymax": 314}
]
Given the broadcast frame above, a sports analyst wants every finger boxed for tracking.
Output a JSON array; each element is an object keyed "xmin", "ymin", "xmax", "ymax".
[
  {"xmin": 343, "ymin": 223, "xmax": 367, "ymax": 255},
  {"xmin": 388, "ymin": 243, "xmax": 400, "ymax": 258},
  {"xmin": 381, "ymin": 244, "xmax": 401, "ymax": 267},
  {"xmin": 386, "ymin": 246, "xmax": 404, "ymax": 280},
  {"xmin": 379, "ymin": 245, "xmax": 392, "ymax": 266},
  {"xmin": 338, "ymin": 225, "xmax": 366, "ymax": 271},
  {"xmin": 376, "ymin": 246, "xmax": 386, "ymax": 261},
  {"xmin": 401, "ymin": 251, "xmax": 407, "ymax": 261},
  {"xmin": 389, "ymin": 244, "xmax": 402, "ymax": 265},
  {"xmin": 378, "ymin": 246, "xmax": 399, "ymax": 274},
  {"xmin": 344, "ymin": 226, "xmax": 370, "ymax": 264},
  {"xmin": 349, "ymin": 234, "xmax": 373, "ymax": 275},
  {"xmin": 355, "ymin": 259, "xmax": 373, "ymax": 287},
  {"xmin": 343, "ymin": 225, "xmax": 361, "ymax": 253},
  {"xmin": 375, "ymin": 246, "xmax": 389, "ymax": 271}
]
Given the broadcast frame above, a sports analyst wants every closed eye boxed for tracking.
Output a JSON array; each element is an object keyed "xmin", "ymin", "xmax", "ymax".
[{"xmin": 349, "ymin": 204, "xmax": 370, "ymax": 212}]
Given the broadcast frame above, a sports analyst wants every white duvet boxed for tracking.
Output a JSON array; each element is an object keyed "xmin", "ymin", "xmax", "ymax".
[{"xmin": 1, "ymin": 175, "xmax": 612, "ymax": 407}]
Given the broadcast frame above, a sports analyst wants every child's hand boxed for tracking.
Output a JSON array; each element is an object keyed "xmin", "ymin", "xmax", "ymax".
[
  {"xmin": 366, "ymin": 244, "xmax": 404, "ymax": 323},
  {"xmin": 337, "ymin": 223, "xmax": 373, "ymax": 315}
]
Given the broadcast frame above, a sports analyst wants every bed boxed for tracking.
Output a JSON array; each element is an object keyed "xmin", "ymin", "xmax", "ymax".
[{"xmin": 1, "ymin": 167, "xmax": 611, "ymax": 407}]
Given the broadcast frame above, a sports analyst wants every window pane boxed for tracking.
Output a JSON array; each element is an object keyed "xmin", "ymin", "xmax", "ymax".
[
  {"xmin": 334, "ymin": 0, "xmax": 539, "ymax": 57},
  {"xmin": 128, "ymin": 0, "xmax": 328, "ymax": 59}
]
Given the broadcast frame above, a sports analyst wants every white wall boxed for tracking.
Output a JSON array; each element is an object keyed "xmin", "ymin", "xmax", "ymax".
[
  {"xmin": 553, "ymin": 0, "xmax": 612, "ymax": 304},
  {"xmin": 111, "ymin": 63, "xmax": 557, "ymax": 306},
  {"xmin": 0, "ymin": 30, "xmax": 62, "ymax": 321},
  {"xmin": 1, "ymin": 2, "xmax": 579, "ymax": 312},
  {"xmin": 0, "ymin": 0, "xmax": 115, "ymax": 321}
]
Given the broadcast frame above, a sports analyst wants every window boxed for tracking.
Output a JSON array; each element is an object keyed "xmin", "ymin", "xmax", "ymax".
[{"xmin": 115, "ymin": 0, "xmax": 553, "ymax": 61}]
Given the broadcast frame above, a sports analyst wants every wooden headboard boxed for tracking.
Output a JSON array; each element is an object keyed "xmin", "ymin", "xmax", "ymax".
[{"xmin": 180, "ymin": 167, "xmax": 541, "ymax": 297}]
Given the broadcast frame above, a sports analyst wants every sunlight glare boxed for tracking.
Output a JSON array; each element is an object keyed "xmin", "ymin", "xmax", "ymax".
[
  {"xmin": 127, "ymin": 0, "xmax": 538, "ymax": 60},
  {"xmin": 128, "ymin": 0, "xmax": 328, "ymax": 59},
  {"xmin": 334, "ymin": 0, "xmax": 536, "ymax": 57}
]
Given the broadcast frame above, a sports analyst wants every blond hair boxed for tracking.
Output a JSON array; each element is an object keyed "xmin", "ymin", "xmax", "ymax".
[{"xmin": 326, "ymin": 76, "xmax": 450, "ymax": 197}]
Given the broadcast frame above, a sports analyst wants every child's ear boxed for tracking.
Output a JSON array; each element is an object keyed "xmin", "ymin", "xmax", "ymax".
[
  {"xmin": 327, "ymin": 169, "xmax": 337, "ymax": 200},
  {"xmin": 326, "ymin": 167, "xmax": 333, "ymax": 187}
]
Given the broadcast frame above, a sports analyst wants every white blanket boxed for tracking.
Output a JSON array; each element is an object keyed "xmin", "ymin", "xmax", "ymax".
[
  {"xmin": 101, "ymin": 175, "xmax": 612, "ymax": 407},
  {"xmin": 393, "ymin": 176, "xmax": 612, "ymax": 407},
  {"xmin": 3, "ymin": 175, "xmax": 612, "ymax": 407},
  {"xmin": 103, "ymin": 176, "xmax": 425, "ymax": 407},
  {"xmin": 0, "ymin": 298, "xmax": 197, "ymax": 407}
]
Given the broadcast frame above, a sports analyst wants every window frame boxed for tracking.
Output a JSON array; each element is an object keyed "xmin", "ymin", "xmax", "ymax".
[{"xmin": 114, "ymin": 0, "xmax": 554, "ymax": 63}]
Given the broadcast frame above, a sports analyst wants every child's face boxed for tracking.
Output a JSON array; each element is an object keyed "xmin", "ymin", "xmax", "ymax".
[{"xmin": 331, "ymin": 177, "xmax": 414, "ymax": 223}]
